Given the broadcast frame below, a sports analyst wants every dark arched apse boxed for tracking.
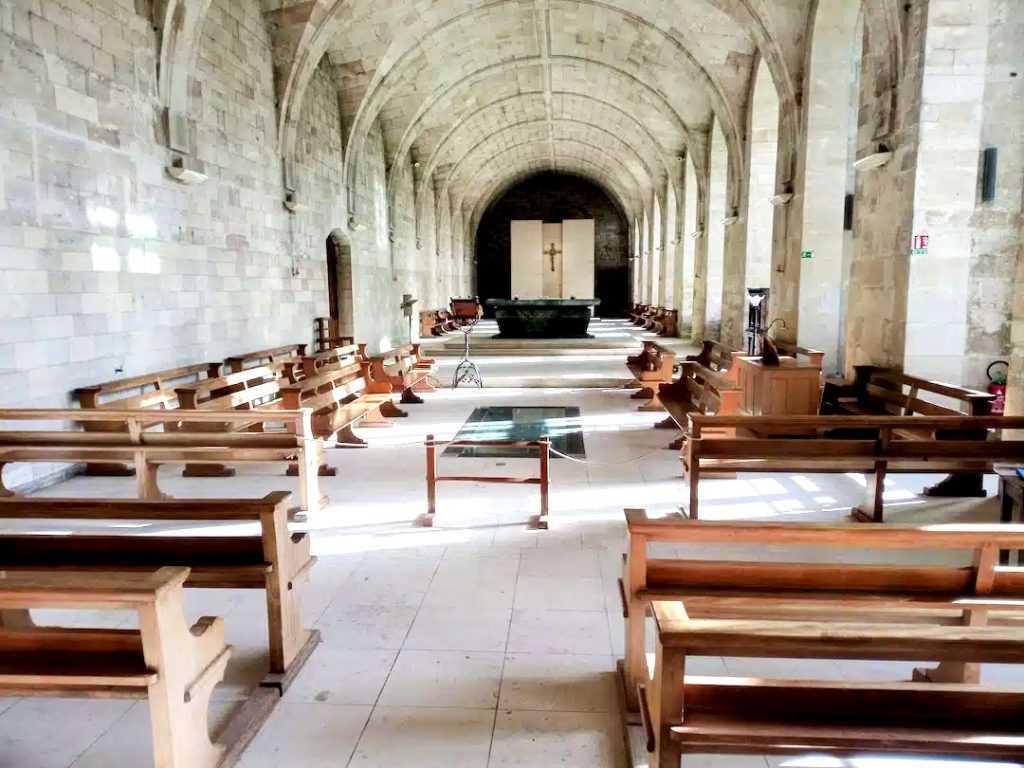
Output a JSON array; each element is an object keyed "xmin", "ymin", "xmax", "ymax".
[{"xmin": 474, "ymin": 172, "xmax": 630, "ymax": 317}]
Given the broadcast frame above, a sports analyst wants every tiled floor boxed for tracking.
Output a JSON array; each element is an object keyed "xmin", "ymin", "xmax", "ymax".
[{"xmin": 1, "ymin": 355, "xmax": 1018, "ymax": 767}]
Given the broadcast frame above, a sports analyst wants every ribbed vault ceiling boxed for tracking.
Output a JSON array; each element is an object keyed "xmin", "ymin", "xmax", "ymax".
[{"xmin": 265, "ymin": 0, "xmax": 824, "ymax": 227}]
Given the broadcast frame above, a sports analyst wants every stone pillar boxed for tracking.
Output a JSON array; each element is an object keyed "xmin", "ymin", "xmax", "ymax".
[
  {"xmin": 966, "ymin": 0, "xmax": 1023, "ymax": 397},
  {"xmin": 646, "ymin": 191, "xmax": 660, "ymax": 304},
  {"xmin": 690, "ymin": 139, "xmax": 712, "ymax": 341},
  {"xmin": 678, "ymin": 158, "xmax": 698, "ymax": 335},
  {"xmin": 904, "ymin": 0, "xmax": 992, "ymax": 384},
  {"xmin": 798, "ymin": 0, "xmax": 862, "ymax": 371},
  {"xmin": 721, "ymin": 145, "xmax": 751, "ymax": 351},
  {"xmin": 843, "ymin": 4, "xmax": 928, "ymax": 374},
  {"xmin": 705, "ymin": 124, "xmax": 728, "ymax": 340},
  {"xmin": 658, "ymin": 178, "xmax": 674, "ymax": 308}
]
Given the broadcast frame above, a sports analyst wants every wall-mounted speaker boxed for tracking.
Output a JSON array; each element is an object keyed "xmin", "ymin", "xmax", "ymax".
[
  {"xmin": 981, "ymin": 147, "xmax": 998, "ymax": 202},
  {"xmin": 843, "ymin": 193, "xmax": 855, "ymax": 232}
]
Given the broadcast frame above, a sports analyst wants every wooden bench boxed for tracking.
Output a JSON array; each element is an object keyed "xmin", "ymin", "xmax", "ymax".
[
  {"xmin": 0, "ymin": 492, "xmax": 319, "ymax": 691},
  {"xmin": 420, "ymin": 309, "xmax": 463, "ymax": 337},
  {"xmin": 630, "ymin": 304, "xmax": 654, "ymax": 326},
  {"xmin": 656, "ymin": 361, "xmax": 741, "ymax": 450},
  {"xmin": 822, "ymin": 364, "xmax": 997, "ymax": 498},
  {"xmin": 0, "ymin": 567, "xmax": 237, "ymax": 767},
  {"xmin": 620, "ymin": 509, "xmax": 1024, "ymax": 716},
  {"xmin": 650, "ymin": 308, "xmax": 678, "ymax": 337},
  {"xmin": 626, "ymin": 341, "xmax": 677, "ymax": 412},
  {"xmin": 686, "ymin": 340, "xmax": 741, "ymax": 380},
  {"xmin": 174, "ymin": 365, "xmax": 288, "ymax": 477},
  {"xmin": 0, "ymin": 408, "xmax": 325, "ymax": 514},
  {"xmin": 280, "ymin": 353, "xmax": 400, "ymax": 449},
  {"xmin": 285, "ymin": 343, "xmax": 362, "ymax": 383},
  {"xmin": 72, "ymin": 362, "xmax": 223, "ymax": 476},
  {"xmin": 359, "ymin": 343, "xmax": 437, "ymax": 407},
  {"xmin": 638, "ymin": 602, "xmax": 1024, "ymax": 767},
  {"xmin": 224, "ymin": 344, "xmax": 307, "ymax": 374},
  {"xmin": 682, "ymin": 414, "xmax": 1024, "ymax": 522}
]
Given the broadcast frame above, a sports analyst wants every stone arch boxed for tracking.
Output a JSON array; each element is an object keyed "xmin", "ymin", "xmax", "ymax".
[
  {"xmin": 156, "ymin": 0, "xmax": 216, "ymax": 153},
  {"xmin": 326, "ymin": 229, "xmax": 355, "ymax": 338}
]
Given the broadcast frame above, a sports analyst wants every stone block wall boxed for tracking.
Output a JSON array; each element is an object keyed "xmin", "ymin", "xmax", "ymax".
[{"xmin": 0, "ymin": 0, "xmax": 458, "ymax": 489}]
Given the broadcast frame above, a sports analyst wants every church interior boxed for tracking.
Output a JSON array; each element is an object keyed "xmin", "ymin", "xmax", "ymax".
[{"xmin": 1, "ymin": 0, "xmax": 1024, "ymax": 766}]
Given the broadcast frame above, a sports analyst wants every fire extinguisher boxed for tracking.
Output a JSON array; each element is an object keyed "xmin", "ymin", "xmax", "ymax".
[{"xmin": 987, "ymin": 360, "xmax": 1008, "ymax": 416}]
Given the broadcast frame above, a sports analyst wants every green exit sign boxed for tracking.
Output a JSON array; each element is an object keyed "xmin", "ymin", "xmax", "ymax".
[{"xmin": 800, "ymin": 251, "xmax": 813, "ymax": 260}]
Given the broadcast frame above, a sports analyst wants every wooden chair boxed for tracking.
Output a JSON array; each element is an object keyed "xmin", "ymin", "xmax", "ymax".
[
  {"xmin": 822, "ymin": 364, "xmax": 997, "ymax": 498},
  {"xmin": 0, "ymin": 408, "xmax": 325, "ymax": 514},
  {"xmin": 359, "ymin": 343, "xmax": 437, "ymax": 407},
  {"xmin": 280, "ymin": 353, "xmax": 401, "ymax": 449},
  {"xmin": 639, "ymin": 602, "xmax": 1024, "ymax": 767},
  {"xmin": 682, "ymin": 413, "xmax": 1024, "ymax": 522},
  {"xmin": 224, "ymin": 344, "xmax": 307, "ymax": 374},
  {"xmin": 620, "ymin": 508, "xmax": 1024, "ymax": 715},
  {"xmin": 0, "ymin": 567, "xmax": 237, "ymax": 767},
  {"xmin": 0, "ymin": 492, "xmax": 318, "ymax": 691},
  {"xmin": 72, "ymin": 362, "xmax": 222, "ymax": 476},
  {"xmin": 626, "ymin": 341, "xmax": 678, "ymax": 412},
  {"xmin": 656, "ymin": 361, "xmax": 741, "ymax": 450}
]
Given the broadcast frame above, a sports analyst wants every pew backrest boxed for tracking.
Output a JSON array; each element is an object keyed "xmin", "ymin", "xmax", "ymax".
[
  {"xmin": 825, "ymin": 365, "xmax": 995, "ymax": 417},
  {"xmin": 73, "ymin": 363, "xmax": 222, "ymax": 411},
  {"xmin": 174, "ymin": 365, "xmax": 284, "ymax": 412},
  {"xmin": 224, "ymin": 344, "xmax": 307, "ymax": 374}
]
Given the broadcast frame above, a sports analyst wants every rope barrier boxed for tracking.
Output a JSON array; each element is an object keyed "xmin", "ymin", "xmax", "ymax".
[{"xmin": 328, "ymin": 437, "xmax": 669, "ymax": 465}]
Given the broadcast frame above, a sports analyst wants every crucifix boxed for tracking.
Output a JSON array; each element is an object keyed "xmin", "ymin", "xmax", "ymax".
[{"xmin": 544, "ymin": 242, "xmax": 562, "ymax": 272}]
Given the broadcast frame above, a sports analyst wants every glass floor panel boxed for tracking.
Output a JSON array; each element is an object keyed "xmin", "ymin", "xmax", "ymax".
[{"xmin": 444, "ymin": 406, "xmax": 586, "ymax": 459}]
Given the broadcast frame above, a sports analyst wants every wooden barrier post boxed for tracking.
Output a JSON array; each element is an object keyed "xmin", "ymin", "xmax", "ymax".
[
  {"xmin": 538, "ymin": 437, "xmax": 550, "ymax": 530},
  {"xmin": 425, "ymin": 434, "xmax": 437, "ymax": 527}
]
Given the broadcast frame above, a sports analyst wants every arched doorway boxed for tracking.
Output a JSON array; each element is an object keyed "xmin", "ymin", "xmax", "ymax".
[{"xmin": 326, "ymin": 230, "xmax": 355, "ymax": 338}]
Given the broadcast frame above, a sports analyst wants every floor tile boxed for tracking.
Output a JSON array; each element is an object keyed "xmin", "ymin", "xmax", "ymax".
[
  {"xmin": 237, "ymin": 702, "xmax": 371, "ymax": 768},
  {"xmin": 488, "ymin": 710, "xmax": 624, "ymax": 767},
  {"xmin": 404, "ymin": 607, "xmax": 512, "ymax": 652},
  {"xmin": 507, "ymin": 609, "xmax": 612, "ymax": 655},
  {"xmin": 379, "ymin": 650, "xmax": 504, "ymax": 708},
  {"xmin": 0, "ymin": 698, "xmax": 133, "ymax": 768},
  {"xmin": 498, "ymin": 653, "xmax": 617, "ymax": 713},
  {"xmin": 285, "ymin": 646, "xmax": 398, "ymax": 705},
  {"xmin": 512, "ymin": 575, "xmax": 606, "ymax": 611},
  {"xmin": 315, "ymin": 602, "xmax": 418, "ymax": 650},
  {"xmin": 350, "ymin": 706, "xmax": 494, "ymax": 768}
]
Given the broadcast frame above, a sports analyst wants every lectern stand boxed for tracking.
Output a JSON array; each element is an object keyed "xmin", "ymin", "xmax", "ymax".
[{"xmin": 450, "ymin": 297, "xmax": 482, "ymax": 389}]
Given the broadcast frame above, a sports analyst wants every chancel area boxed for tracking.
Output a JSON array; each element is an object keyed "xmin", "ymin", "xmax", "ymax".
[{"xmin": 1, "ymin": 1, "xmax": 1024, "ymax": 767}]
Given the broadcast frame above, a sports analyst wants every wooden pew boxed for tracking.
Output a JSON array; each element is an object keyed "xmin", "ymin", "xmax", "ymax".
[
  {"xmin": 682, "ymin": 413, "xmax": 1024, "ymax": 522},
  {"xmin": 640, "ymin": 602, "xmax": 1024, "ymax": 767},
  {"xmin": 420, "ymin": 309, "xmax": 462, "ymax": 337},
  {"xmin": 631, "ymin": 304, "xmax": 655, "ymax": 326},
  {"xmin": 0, "ymin": 492, "xmax": 318, "ymax": 691},
  {"xmin": 224, "ymin": 344, "xmax": 307, "ymax": 374},
  {"xmin": 651, "ymin": 309, "xmax": 678, "ymax": 337},
  {"xmin": 656, "ymin": 361, "xmax": 741, "ymax": 450},
  {"xmin": 280, "ymin": 352, "xmax": 400, "ymax": 449},
  {"xmin": 626, "ymin": 341, "xmax": 677, "ymax": 412},
  {"xmin": 0, "ymin": 408, "xmax": 325, "ymax": 514},
  {"xmin": 620, "ymin": 509, "xmax": 1024, "ymax": 714},
  {"xmin": 822, "ymin": 364, "xmax": 997, "ymax": 497},
  {"xmin": 686, "ymin": 340, "xmax": 741, "ymax": 380},
  {"xmin": 359, "ymin": 343, "xmax": 437, "ymax": 407},
  {"xmin": 174, "ymin": 365, "xmax": 287, "ymax": 477},
  {"xmin": 0, "ymin": 567, "xmax": 237, "ymax": 767},
  {"xmin": 72, "ymin": 362, "xmax": 222, "ymax": 476}
]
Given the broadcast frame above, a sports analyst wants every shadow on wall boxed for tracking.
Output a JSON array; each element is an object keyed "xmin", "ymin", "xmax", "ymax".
[{"xmin": 475, "ymin": 172, "xmax": 630, "ymax": 317}]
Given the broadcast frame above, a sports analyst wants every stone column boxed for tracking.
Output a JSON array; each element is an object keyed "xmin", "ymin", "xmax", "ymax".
[
  {"xmin": 678, "ymin": 158, "xmax": 698, "ymax": 335},
  {"xmin": 904, "ymin": 0, "xmax": 992, "ymax": 384},
  {"xmin": 658, "ymin": 178, "xmax": 674, "ymax": 308},
  {"xmin": 843, "ymin": 4, "xmax": 928, "ymax": 373},
  {"xmin": 966, "ymin": 0, "xmax": 1023, "ymax": 398},
  {"xmin": 720, "ymin": 145, "xmax": 751, "ymax": 351},
  {"xmin": 690, "ymin": 138, "xmax": 712, "ymax": 341}
]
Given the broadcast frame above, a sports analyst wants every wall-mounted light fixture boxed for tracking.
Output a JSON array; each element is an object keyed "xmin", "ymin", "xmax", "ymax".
[
  {"xmin": 722, "ymin": 208, "xmax": 739, "ymax": 226},
  {"xmin": 768, "ymin": 185, "xmax": 794, "ymax": 207},
  {"xmin": 689, "ymin": 229, "xmax": 704, "ymax": 238},
  {"xmin": 348, "ymin": 215, "xmax": 366, "ymax": 232},
  {"xmin": 853, "ymin": 144, "xmax": 892, "ymax": 171}
]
